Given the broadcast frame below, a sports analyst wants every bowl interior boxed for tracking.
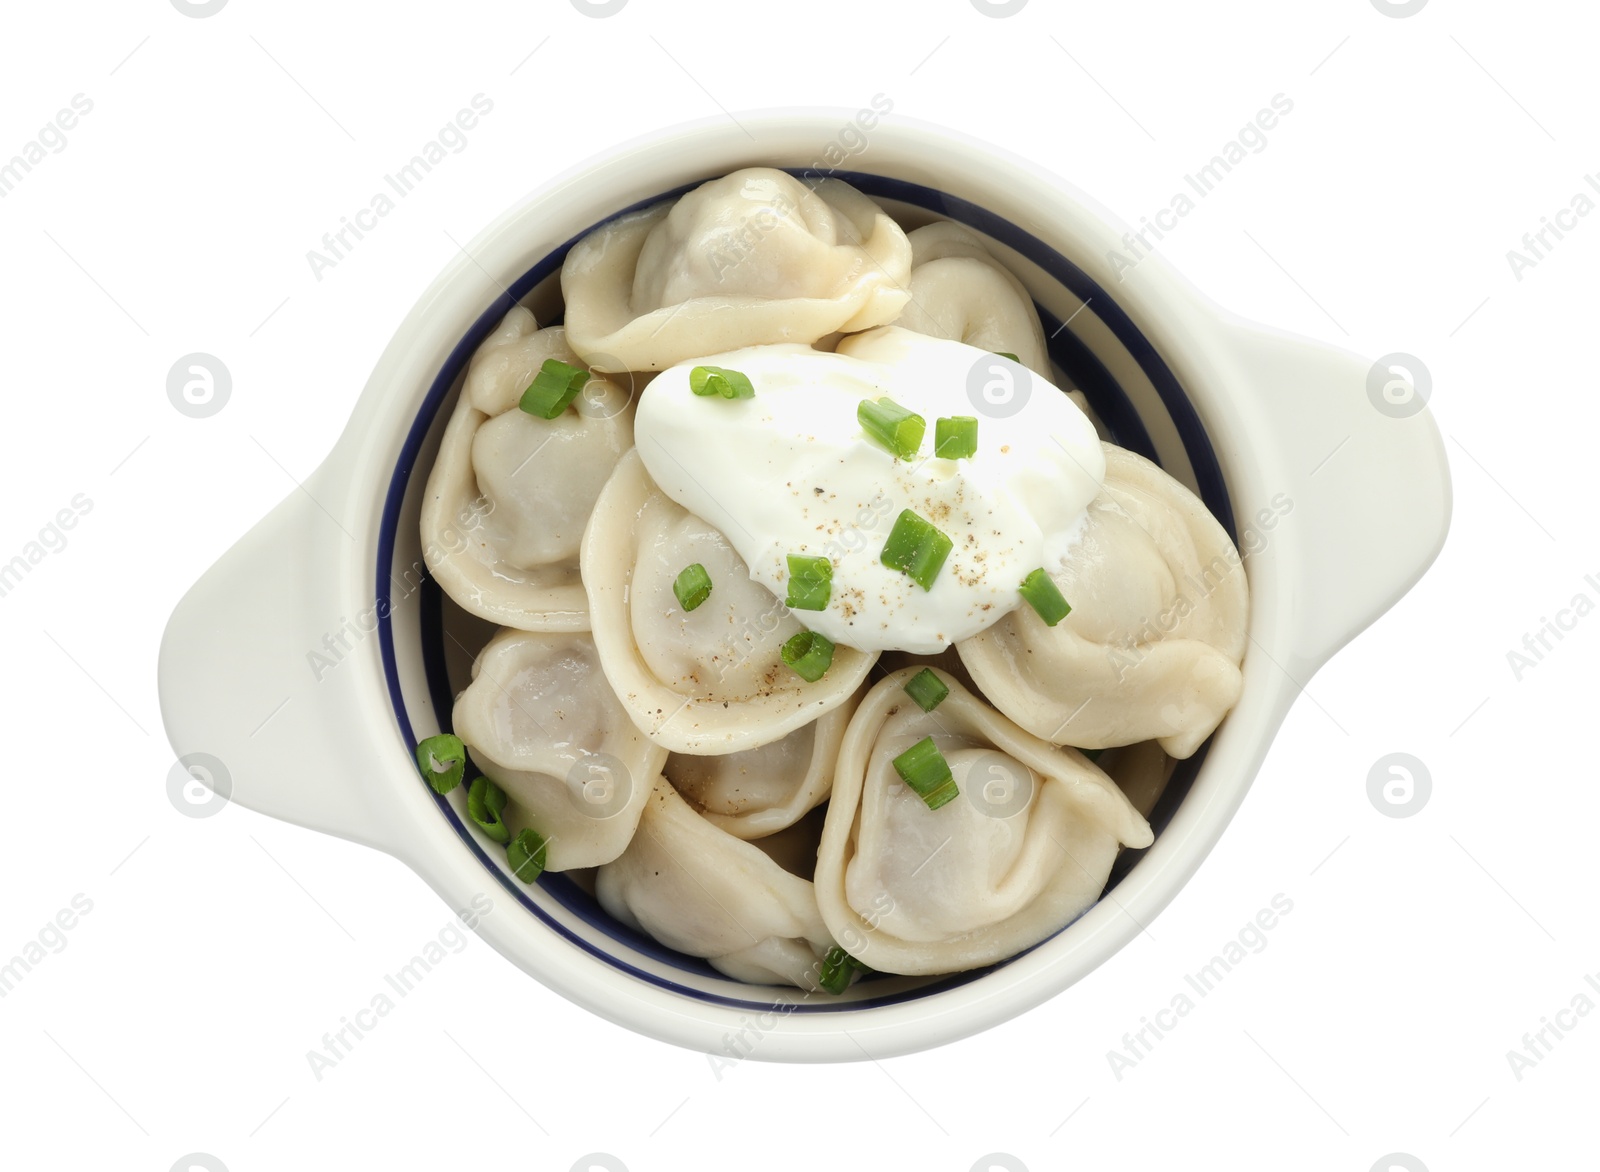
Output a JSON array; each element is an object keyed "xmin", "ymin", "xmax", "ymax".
[{"xmin": 375, "ymin": 170, "xmax": 1236, "ymax": 1016}]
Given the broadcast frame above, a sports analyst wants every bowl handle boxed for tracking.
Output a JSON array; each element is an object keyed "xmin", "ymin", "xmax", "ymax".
[
  {"xmin": 158, "ymin": 473, "xmax": 404, "ymax": 853},
  {"xmin": 1220, "ymin": 320, "xmax": 1452, "ymax": 671}
]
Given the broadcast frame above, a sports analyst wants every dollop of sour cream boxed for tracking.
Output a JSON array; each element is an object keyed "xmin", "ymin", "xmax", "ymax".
[{"xmin": 631, "ymin": 326, "xmax": 1105, "ymax": 654}]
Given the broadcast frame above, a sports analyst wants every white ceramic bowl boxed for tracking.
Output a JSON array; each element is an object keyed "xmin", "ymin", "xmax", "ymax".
[{"xmin": 158, "ymin": 110, "xmax": 1450, "ymax": 1061}]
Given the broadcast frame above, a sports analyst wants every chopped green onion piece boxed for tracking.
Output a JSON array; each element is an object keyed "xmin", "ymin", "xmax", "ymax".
[
  {"xmin": 519, "ymin": 358, "xmax": 590, "ymax": 419},
  {"xmin": 994, "ymin": 351, "xmax": 1019, "ymax": 363},
  {"xmin": 880, "ymin": 510, "xmax": 953, "ymax": 591},
  {"xmin": 689, "ymin": 365, "xmax": 755, "ymax": 400},
  {"xmin": 786, "ymin": 578, "xmax": 831, "ymax": 611},
  {"xmin": 1018, "ymin": 567, "xmax": 1072, "ymax": 626},
  {"xmin": 673, "ymin": 563, "xmax": 712, "ymax": 612},
  {"xmin": 780, "ymin": 629, "xmax": 835, "ymax": 682},
  {"xmin": 818, "ymin": 946, "xmax": 869, "ymax": 995},
  {"xmin": 903, "ymin": 668, "xmax": 950, "ymax": 712},
  {"xmin": 785, "ymin": 553, "xmax": 832, "ymax": 611},
  {"xmin": 467, "ymin": 775, "xmax": 511, "ymax": 844},
  {"xmin": 506, "ymin": 827, "xmax": 548, "ymax": 884},
  {"xmin": 892, "ymin": 736, "xmax": 959, "ymax": 810},
  {"xmin": 934, "ymin": 415, "xmax": 978, "ymax": 459},
  {"xmin": 415, "ymin": 733, "xmax": 466, "ymax": 794},
  {"xmin": 857, "ymin": 397, "xmax": 925, "ymax": 461}
]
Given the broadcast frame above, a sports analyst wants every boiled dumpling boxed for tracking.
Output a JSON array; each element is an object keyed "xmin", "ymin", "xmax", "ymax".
[
  {"xmin": 815, "ymin": 667, "xmax": 1152, "ymax": 976},
  {"xmin": 596, "ymin": 776, "xmax": 835, "ymax": 989},
  {"xmin": 581, "ymin": 449, "xmax": 877, "ymax": 755},
  {"xmin": 664, "ymin": 690, "xmax": 861, "ymax": 839},
  {"xmin": 420, "ymin": 308, "xmax": 636, "ymax": 631},
  {"xmin": 957, "ymin": 443, "xmax": 1248, "ymax": 759},
  {"xmin": 894, "ymin": 221, "xmax": 1050, "ymax": 375},
  {"xmin": 561, "ymin": 168, "xmax": 912, "ymax": 372},
  {"xmin": 452, "ymin": 627, "xmax": 666, "ymax": 870}
]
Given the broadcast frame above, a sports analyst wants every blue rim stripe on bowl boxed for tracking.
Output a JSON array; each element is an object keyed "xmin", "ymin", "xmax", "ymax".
[{"xmin": 376, "ymin": 172, "xmax": 1233, "ymax": 1014}]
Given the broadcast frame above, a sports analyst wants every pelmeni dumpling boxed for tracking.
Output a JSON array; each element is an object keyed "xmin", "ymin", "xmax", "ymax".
[
  {"xmin": 561, "ymin": 168, "xmax": 912, "ymax": 372},
  {"xmin": 815, "ymin": 668, "xmax": 1152, "ymax": 977},
  {"xmin": 581, "ymin": 449, "xmax": 877, "ymax": 755},
  {"xmin": 596, "ymin": 777, "xmax": 835, "ymax": 989},
  {"xmin": 421, "ymin": 308, "xmax": 636, "ymax": 631},
  {"xmin": 958, "ymin": 444, "xmax": 1248, "ymax": 759},
  {"xmin": 894, "ymin": 221, "xmax": 1051, "ymax": 375},
  {"xmin": 452, "ymin": 627, "xmax": 667, "ymax": 871},
  {"xmin": 664, "ymin": 691, "xmax": 860, "ymax": 839}
]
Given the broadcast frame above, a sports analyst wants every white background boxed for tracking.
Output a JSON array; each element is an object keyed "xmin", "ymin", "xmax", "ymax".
[{"xmin": 0, "ymin": 1, "xmax": 1593, "ymax": 1169}]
